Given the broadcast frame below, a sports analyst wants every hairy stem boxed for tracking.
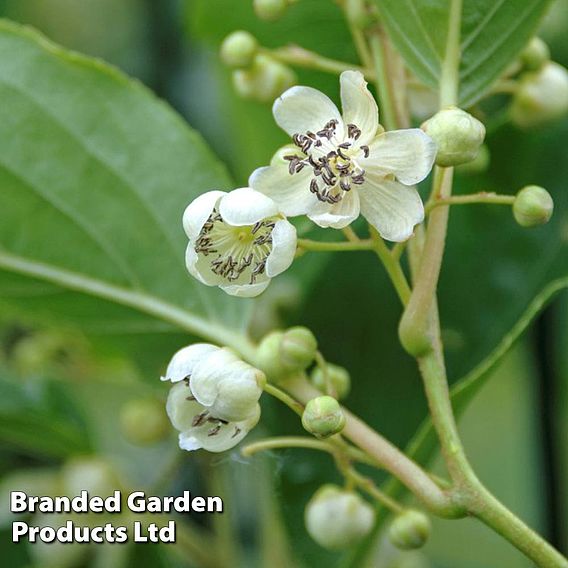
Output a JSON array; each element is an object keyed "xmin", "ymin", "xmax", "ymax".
[
  {"xmin": 297, "ymin": 238, "xmax": 373, "ymax": 252},
  {"xmin": 425, "ymin": 192, "xmax": 515, "ymax": 214}
]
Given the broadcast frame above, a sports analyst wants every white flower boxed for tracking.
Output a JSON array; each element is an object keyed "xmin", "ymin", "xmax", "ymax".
[
  {"xmin": 183, "ymin": 187, "xmax": 297, "ymax": 297},
  {"xmin": 161, "ymin": 344, "xmax": 264, "ymax": 452},
  {"xmin": 249, "ymin": 70, "xmax": 437, "ymax": 242}
]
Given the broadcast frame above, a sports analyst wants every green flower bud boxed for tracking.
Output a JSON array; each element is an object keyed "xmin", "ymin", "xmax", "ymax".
[
  {"xmin": 388, "ymin": 510, "xmax": 431, "ymax": 550},
  {"xmin": 520, "ymin": 37, "xmax": 550, "ymax": 71},
  {"xmin": 513, "ymin": 185, "xmax": 554, "ymax": 227},
  {"xmin": 455, "ymin": 144, "xmax": 490, "ymax": 175},
  {"xmin": 511, "ymin": 62, "xmax": 568, "ymax": 128},
  {"xmin": 256, "ymin": 330, "xmax": 288, "ymax": 381},
  {"xmin": 305, "ymin": 485, "xmax": 375, "ymax": 549},
  {"xmin": 280, "ymin": 326, "xmax": 318, "ymax": 371},
  {"xmin": 220, "ymin": 31, "xmax": 258, "ymax": 68},
  {"xmin": 254, "ymin": 0, "xmax": 288, "ymax": 21},
  {"xmin": 233, "ymin": 54, "xmax": 296, "ymax": 103},
  {"xmin": 422, "ymin": 107, "xmax": 486, "ymax": 167},
  {"xmin": 302, "ymin": 396, "xmax": 345, "ymax": 438},
  {"xmin": 120, "ymin": 398, "xmax": 170, "ymax": 445},
  {"xmin": 311, "ymin": 363, "xmax": 351, "ymax": 400}
]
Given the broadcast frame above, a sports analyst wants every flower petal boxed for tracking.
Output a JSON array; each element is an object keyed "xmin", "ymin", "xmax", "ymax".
[
  {"xmin": 340, "ymin": 70, "xmax": 379, "ymax": 145},
  {"xmin": 178, "ymin": 404, "xmax": 260, "ymax": 453},
  {"xmin": 161, "ymin": 343, "xmax": 219, "ymax": 383},
  {"xmin": 219, "ymin": 187, "xmax": 279, "ymax": 226},
  {"xmin": 190, "ymin": 348, "xmax": 241, "ymax": 407},
  {"xmin": 362, "ymin": 129, "xmax": 436, "ymax": 185},
  {"xmin": 358, "ymin": 176, "xmax": 424, "ymax": 242},
  {"xmin": 249, "ymin": 164, "xmax": 319, "ymax": 217},
  {"xmin": 266, "ymin": 219, "xmax": 297, "ymax": 277},
  {"xmin": 220, "ymin": 279, "xmax": 271, "ymax": 298},
  {"xmin": 185, "ymin": 244, "xmax": 226, "ymax": 287},
  {"xmin": 182, "ymin": 190, "xmax": 225, "ymax": 239},
  {"xmin": 166, "ymin": 382, "xmax": 207, "ymax": 431},
  {"xmin": 308, "ymin": 189, "xmax": 361, "ymax": 229},
  {"xmin": 273, "ymin": 85, "xmax": 344, "ymax": 139},
  {"xmin": 212, "ymin": 362, "xmax": 264, "ymax": 422}
]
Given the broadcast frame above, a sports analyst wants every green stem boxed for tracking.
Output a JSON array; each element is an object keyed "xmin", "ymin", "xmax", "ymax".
[
  {"xmin": 425, "ymin": 192, "xmax": 515, "ymax": 214},
  {"xmin": 264, "ymin": 45, "xmax": 373, "ymax": 78},
  {"xmin": 297, "ymin": 238, "xmax": 373, "ymax": 252},
  {"xmin": 398, "ymin": 166, "xmax": 453, "ymax": 356},
  {"xmin": 369, "ymin": 226, "xmax": 411, "ymax": 304},
  {"xmin": 368, "ymin": 32, "xmax": 398, "ymax": 131},
  {"xmin": 439, "ymin": 0, "xmax": 463, "ymax": 107},
  {"xmin": 241, "ymin": 436, "xmax": 333, "ymax": 457},
  {"xmin": 263, "ymin": 383, "xmax": 304, "ymax": 416}
]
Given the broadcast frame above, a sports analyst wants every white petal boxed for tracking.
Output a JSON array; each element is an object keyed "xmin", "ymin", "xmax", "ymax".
[
  {"xmin": 308, "ymin": 189, "xmax": 361, "ymax": 229},
  {"xmin": 179, "ymin": 405, "xmax": 260, "ymax": 453},
  {"xmin": 166, "ymin": 383, "xmax": 207, "ymax": 431},
  {"xmin": 266, "ymin": 219, "xmax": 297, "ymax": 277},
  {"xmin": 220, "ymin": 279, "xmax": 271, "ymax": 298},
  {"xmin": 211, "ymin": 362, "xmax": 264, "ymax": 422},
  {"xmin": 178, "ymin": 433, "xmax": 203, "ymax": 451},
  {"xmin": 273, "ymin": 85, "xmax": 345, "ymax": 139},
  {"xmin": 161, "ymin": 344, "xmax": 219, "ymax": 383},
  {"xmin": 249, "ymin": 164, "xmax": 319, "ymax": 217},
  {"xmin": 358, "ymin": 176, "xmax": 424, "ymax": 242},
  {"xmin": 190, "ymin": 348, "xmax": 241, "ymax": 407},
  {"xmin": 340, "ymin": 70, "xmax": 379, "ymax": 145},
  {"xmin": 362, "ymin": 129, "xmax": 436, "ymax": 186},
  {"xmin": 185, "ymin": 244, "xmax": 222, "ymax": 286},
  {"xmin": 182, "ymin": 190, "xmax": 225, "ymax": 239},
  {"xmin": 219, "ymin": 187, "xmax": 279, "ymax": 226}
]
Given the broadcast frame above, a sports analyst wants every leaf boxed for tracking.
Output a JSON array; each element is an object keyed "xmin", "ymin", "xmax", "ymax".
[
  {"xmin": 0, "ymin": 20, "xmax": 252, "ymax": 361},
  {"xmin": 374, "ymin": 0, "xmax": 553, "ymax": 105}
]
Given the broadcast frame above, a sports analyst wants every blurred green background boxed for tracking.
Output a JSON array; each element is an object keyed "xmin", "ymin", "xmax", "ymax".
[{"xmin": 0, "ymin": 0, "xmax": 567, "ymax": 567}]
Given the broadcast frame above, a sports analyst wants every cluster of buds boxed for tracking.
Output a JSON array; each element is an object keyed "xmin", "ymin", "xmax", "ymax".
[
  {"xmin": 511, "ymin": 37, "xmax": 568, "ymax": 128},
  {"xmin": 220, "ymin": 30, "xmax": 296, "ymax": 102}
]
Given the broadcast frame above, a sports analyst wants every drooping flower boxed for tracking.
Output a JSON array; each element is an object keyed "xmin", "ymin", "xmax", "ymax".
[
  {"xmin": 161, "ymin": 344, "xmax": 265, "ymax": 452},
  {"xmin": 183, "ymin": 187, "xmax": 297, "ymax": 297},
  {"xmin": 249, "ymin": 70, "xmax": 437, "ymax": 242}
]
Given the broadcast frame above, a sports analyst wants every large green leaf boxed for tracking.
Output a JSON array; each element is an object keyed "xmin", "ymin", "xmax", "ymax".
[
  {"xmin": 374, "ymin": 0, "xmax": 552, "ymax": 105},
  {"xmin": 0, "ymin": 20, "xmax": 252, "ymax": 360}
]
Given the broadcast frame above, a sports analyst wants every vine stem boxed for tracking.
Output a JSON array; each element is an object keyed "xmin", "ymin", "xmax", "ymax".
[
  {"xmin": 297, "ymin": 238, "xmax": 373, "ymax": 252},
  {"xmin": 425, "ymin": 192, "xmax": 515, "ymax": 214}
]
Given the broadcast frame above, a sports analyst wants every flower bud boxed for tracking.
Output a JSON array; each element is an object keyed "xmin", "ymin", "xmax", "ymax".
[
  {"xmin": 305, "ymin": 485, "xmax": 374, "ymax": 549},
  {"xmin": 455, "ymin": 143, "xmax": 490, "ymax": 175},
  {"xmin": 511, "ymin": 62, "xmax": 568, "ymax": 127},
  {"xmin": 233, "ymin": 54, "xmax": 296, "ymax": 103},
  {"xmin": 388, "ymin": 510, "xmax": 431, "ymax": 550},
  {"xmin": 302, "ymin": 396, "xmax": 345, "ymax": 438},
  {"xmin": 254, "ymin": 0, "xmax": 288, "ymax": 21},
  {"xmin": 310, "ymin": 363, "xmax": 351, "ymax": 400},
  {"xmin": 280, "ymin": 326, "xmax": 318, "ymax": 371},
  {"xmin": 513, "ymin": 185, "xmax": 553, "ymax": 227},
  {"xmin": 120, "ymin": 398, "xmax": 170, "ymax": 445},
  {"xmin": 422, "ymin": 107, "xmax": 485, "ymax": 167},
  {"xmin": 256, "ymin": 330, "xmax": 288, "ymax": 381},
  {"xmin": 520, "ymin": 37, "xmax": 550, "ymax": 71},
  {"xmin": 220, "ymin": 31, "xmax": 258, "ymax": 69}
]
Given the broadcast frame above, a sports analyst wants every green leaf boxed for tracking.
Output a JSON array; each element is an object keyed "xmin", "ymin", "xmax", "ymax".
[
  {"xmin": 374, "ymin": 0, "xmax": 552, "ymax": 105},
  {"xmin": 0, "ymin": 20, "xmax": 252, "ymax": 359}
]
